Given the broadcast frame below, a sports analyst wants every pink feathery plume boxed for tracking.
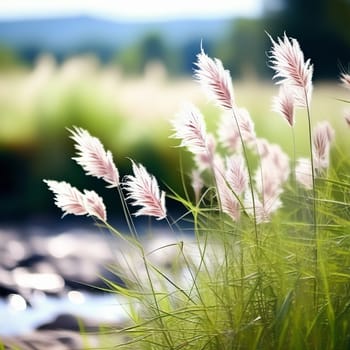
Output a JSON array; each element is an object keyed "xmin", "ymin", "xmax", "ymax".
[
  {"xmin": 44, "ymin": 180, "xmax": 107, "ymax": 221},
  {"xmin": 245, "ymin": 191, "xmax": 282, "ymax": 224},
  {"xmin": 245, "ymin": 192, "xmax": 282, "ymax": 224},
  {"xmin": 235, "ymin": 107, "xmax": 256, "ymax": 145},
  {"xmin": 256, "ymin": 139, "xmax": 290, "ymax": 183},
  {"xmin": 295, "ymin": 158, "xmax": 313, "ymax": 190},
  {"xmin": 219, "ymin": 187, "xmax": 241, "ymax": 221},
  {"xmin": 268, "ymin": 32, "xmax": 313, "ymax": 106},
  {"xmin": 218, "ymin": 111, "xmax": 241, "ymax": 152},
  {"xmin": 171, "ymin": 103, "xmax": 208, "ymax": 155},
  {"xmin": 213, "ymin": 156, "xmax": 240, "ymax": 221},
  {"xmin": 225, "ymin": 154, "xmax": 248, "ymax": 196},
  {"xmin": 255, "ymin": 139, "xmax": 290, "ymax": 194},
  {"xmin": 312, "ymin": 121, "xmax": 335, "ymax": 171},
  {"xmin": 254, "ymin": 162, "xmax": 284, "ymax": 209},
  {"xmin": 255, "ymin": 138, "xmax": 269, "ymax": 158},
  {"xmin": 247, "ymin": 140, "xmax": 290, "ymax": 223},
  {"xmin": 340, "ymin": 72, "xmax": 350, "ymax": 89},
  {"xmin": 272, "ymin": 84, "xmax": 295, "ymax": 127},
  {"xmin": 194, "ymin": 46, "xmax": 234, "ymax": 110},
  {"xmin": 69, "ymin": 127, "xmax": 119, "ymax": 188},
  {"xmin": 124, "ymin": 160, "xmax": 167, "ymax": 220},
  {"xmin": 83, "ymin": 190, "xmax": 107, "ymax": 222},
  {"xmin": 44, "ymin": 180, "xmax": 87, "ymax": 217},
  {"xmin": 194, "ymin": 133, "xmax": 216, "ymax": 170}
]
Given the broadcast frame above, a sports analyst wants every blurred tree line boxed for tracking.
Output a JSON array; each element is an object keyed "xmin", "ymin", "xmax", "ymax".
[
  {"xmin": 0, "ymin": 0, "xmax": 349, "ymax": 78},
  {"xmin": 217, "ymin": 0, "xmax": 350, "ymax": 80},
  {"xmin": 115, "ymin": 0, "xmax": 350, "ymax": 79},
  {"xmin": 265, "ymin": 0, "xmax": 350, "ymax": 78}
]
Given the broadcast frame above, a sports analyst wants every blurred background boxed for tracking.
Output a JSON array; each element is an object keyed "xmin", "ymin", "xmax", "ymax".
[
  {"xmin": 0, "ymin": 0, "xmax": 350, "ymax": 223},
  {"xmin": 0, "ymin": 0, "xmax": 350, "ymax": 340}
]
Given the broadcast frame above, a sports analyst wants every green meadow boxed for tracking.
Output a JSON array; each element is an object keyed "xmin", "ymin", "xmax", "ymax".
[{"xmin": 1, "ymin": 57, "xmax": 349, "ymax": 220}]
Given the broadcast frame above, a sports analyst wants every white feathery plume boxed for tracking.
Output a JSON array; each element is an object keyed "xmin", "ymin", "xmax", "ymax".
[
  {"xmin": 194, "ymin": 133, "xmax": 216, "ymax": 170},
  {"xmin": 44, "ymin": 180, "xmax": 87, "ymax": 217},
  {"xmin": 124, "ymin": 160, "xmax": 167, "ymax": 220},
  {"xmin": 255, "ymin": 140, "xmax": 290, "ymax": 192},
  {"xmin": 44, "ymin": 180, "xmax": 107, "ymax": 221},
  {"xmin": 312, "ymin": 121, "xmax": 335, "ymax": 171},
  {"xmin": 218, "ymin": 111, "xmax": 241, "ymax": 152},
  {"xmin": 248, "ymin": 140, "xmax": 290, "ymax": 223},
  {"xmin": 69, "ymin": 127, "xmax": 119, "ymax": 188},
  {"xmin": 194, "ymin": 46, "xmax": 234, "ymax": 110},
  {"xmin": 225, "ymin": 154, "xmax": 248, "ymax": 196},
  {"xmin": 272, "ymin": 84, "xmax": 296, "ymax": 127},
  {"xmin": 213, "ymin": 155, "xmax": 241, "ymax": 221},
  {"xmin": 268, "ymin": 32, "xmax": 313, "ymax": 107},
  {"xmin": 171, "ymin": 103, "xmax": 208, "ymax": 155},
  {"xmin": 244, "ymin": 190, "xmax": 282, "ymax": 224},
  {"xmin": 340, "ymin": 72, "xmax": 350, "ymax": 89},
  {"xmin": 234, "ymin": 107, "xmax": 256, "ymax": 145},
  {"xmin": 83, "ymin": 189, "xmax": 107, "ymax": 222},
  {"xmin": 295, "ymin": 158, "xmax": 313, "ymax": 190}
]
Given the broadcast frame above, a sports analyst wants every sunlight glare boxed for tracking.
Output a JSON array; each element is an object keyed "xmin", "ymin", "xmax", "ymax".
[{"xmin": 7, "ymin": 294, "xmax": 27, "ymax": 312}]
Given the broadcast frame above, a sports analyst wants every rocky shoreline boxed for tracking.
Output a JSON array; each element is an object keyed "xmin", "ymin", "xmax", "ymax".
[
  {"xmin": 0, "ymin": 225, "xmax": 131, "ymax": 349},
  {"xmin": 0, "ymin": 224, "xmax": 188, "ymax": 349}
]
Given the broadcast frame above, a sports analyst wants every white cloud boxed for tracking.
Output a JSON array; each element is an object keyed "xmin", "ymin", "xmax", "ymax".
[{"xmin": 0, "ymin": 0, "xmax": 263, "ymax": 20}]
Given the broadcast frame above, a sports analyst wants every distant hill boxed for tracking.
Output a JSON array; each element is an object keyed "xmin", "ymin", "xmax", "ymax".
[{"xmin": 0, "ymin": 15, "xmax": 232, "ymax": 62}]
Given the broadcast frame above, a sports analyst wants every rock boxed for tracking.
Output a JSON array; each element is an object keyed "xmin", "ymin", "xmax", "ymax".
[
  {"xmin": 0, "ymin": 238, "xmax": 28, "ymax": 270},
  {"xmin": 0, "ymin": 267, "xmax": 17, "ymax": 297},
  {"xmin": 17, "ymin": 254, "xmax": 47, "ymax": 269},
  {"xmin": 36, "ymin": 313, "xmax": 100, "ymax": 332},
  {"xmin": 0, "ymin": 267, "xmax": 33, "ymax": 307},
  {"xmin": 12, "ymin": 267, "xmax": 65, "ymax": 295},
  {"xmin": 0, "ymin": 330, "xmax": 91, "ymax": 350},
  {"xmin": 0, "ymin": 225, "xmax": 186, "ymax": 343},
  {"xmin": 0, "ymin": 284, "xmax": 18, "ymax": 299}
]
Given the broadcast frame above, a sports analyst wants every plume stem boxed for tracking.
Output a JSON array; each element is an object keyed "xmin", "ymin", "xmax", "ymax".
[
  {"xmin": 304, "ymin": 89, "xmax": 318, "ymax": 310},
  {"xmin": 231, "ymin": 108, "xmax": 259, "ymax": 242}
]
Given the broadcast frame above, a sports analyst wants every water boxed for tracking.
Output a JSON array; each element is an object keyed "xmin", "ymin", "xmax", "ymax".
[
  {"xmin": 0, "ymin": 221, "xmax": 190, "ymax": 337},
  {"xmin": 0, "ymin": 291, "xmax": 128, "ymax": 336}
]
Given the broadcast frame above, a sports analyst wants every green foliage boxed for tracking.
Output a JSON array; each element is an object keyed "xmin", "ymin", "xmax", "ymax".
[
  {"xmin": 0, "ymin": 45, "xmax": 25, "ymax": 71},
  {"xmin": 115, "ymin": 32, "xmax": 181, "ymax": 76},
  {"xmin": 88, "ymin": 37, "xmax": 350, "ymax": 349},
  {"xmin": 0, "ymin": 63, "xmax": 346, "ymax": 220},
  {"xmin": 217, "ymin": 18, "xmax": 268, "ymax": 79},
  {"xmin": 0, "ymin": 61, "xmax": 208, "ymax": 219},
  {"xmin": 106, "ymin": 170, "xmax": 350, "ymax": 349}
]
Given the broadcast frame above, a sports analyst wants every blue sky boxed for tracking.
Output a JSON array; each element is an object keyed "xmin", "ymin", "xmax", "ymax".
[{"xmin": 0, "ymin": 0, "xmax": 263, "ymax": 21}]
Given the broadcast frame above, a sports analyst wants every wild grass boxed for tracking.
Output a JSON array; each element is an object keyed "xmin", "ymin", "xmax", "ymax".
[
  {"xmin": 104, "ymin": 179, "xmax": 350, "ymax": 349},
  {"xmin": 43, "ymin": 34, "xmax": 350, "ymax": 349}
]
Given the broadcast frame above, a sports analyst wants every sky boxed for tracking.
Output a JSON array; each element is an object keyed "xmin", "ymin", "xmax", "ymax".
[{"xmin": 0, "ymin": 0, "xmax": 264, "ymax": 21}]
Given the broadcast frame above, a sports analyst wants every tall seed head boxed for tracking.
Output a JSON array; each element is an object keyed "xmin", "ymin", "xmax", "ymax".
[
  {"xmin": 124, "ymin": 160, "xmax": 167, "ymax": 220},
  {"xmin": 194, "ymin": 46, "xmax": 234, "ymax": 110},
  {"xmin": 268, "ymin": 32, "xmax": 313, "ymax": 107},
  {"xmin": 171, "ymin": 103, "xmax": 208, "ymax": 155},
  {"xmin": 340, "ymin": 72, "xmax": 350, "ymax": 89},
  {"xmin": 272, "ymin": 85, "xmax": 295, "ymax": 127},
  {"xmin": 69, "ymin": 127, "xmax": 120, "ymax": 188}
]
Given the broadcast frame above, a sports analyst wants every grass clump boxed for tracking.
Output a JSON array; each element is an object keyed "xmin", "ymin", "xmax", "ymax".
[{"xmin": 45, "ymin": 33, "xmax": 350, "ymax": 349}]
